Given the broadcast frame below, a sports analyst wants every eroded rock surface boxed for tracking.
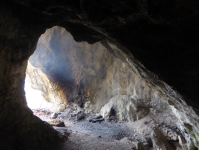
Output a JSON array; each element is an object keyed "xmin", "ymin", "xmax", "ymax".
[
  {"xmin": 0, "ymin": 8, "xmax": 61, "ymax": 150},
  {"xmin": 26, "ymin": 26, "xmax": 158, "ymax": 114},
  {"xmin": 1, "ymin": 0, "xmax": 199, "ymax": 149},
  {"xmin": 26, "ymin": 27, "xmax": 199, "ymax": 149},
  {"xmin": 101, "ymin": 95, "xmax": 138, "ymax": 121}
]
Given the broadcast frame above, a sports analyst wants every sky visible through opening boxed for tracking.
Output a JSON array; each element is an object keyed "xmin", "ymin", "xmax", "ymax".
[{"xmin": 24, "ymin": 78, "xmax": 53, "ymax": 109}]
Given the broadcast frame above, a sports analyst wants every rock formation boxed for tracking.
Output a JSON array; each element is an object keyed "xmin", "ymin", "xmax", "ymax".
[
  {"xmin": 26, "ymin": 26, "xmax": 158, "ymax": 115},
  {"xmin": 26, "ymin": 27, "xmax": 199, "ymax": 149},
  {"xmin": 1, "ymin": 0, "xmax": 199, "ymax": 149}
]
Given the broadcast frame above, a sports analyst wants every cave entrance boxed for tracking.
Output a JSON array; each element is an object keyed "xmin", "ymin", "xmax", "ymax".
[
  {"xmin": 23, "ymin": 26, "xmax": 197, "ymax": 150},
  {"xmin": 24, "ymin": 25, "xmax": 113, "ymax": 114},
  {"xmin": 24, "ymin": 77, "xmax": 53, "ymax": 110}
]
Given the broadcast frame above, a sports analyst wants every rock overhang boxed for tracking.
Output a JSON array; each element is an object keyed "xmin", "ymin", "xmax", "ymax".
[{"xmin": 1, "ymin": 0, "xmax": 199, "ymax": 149}]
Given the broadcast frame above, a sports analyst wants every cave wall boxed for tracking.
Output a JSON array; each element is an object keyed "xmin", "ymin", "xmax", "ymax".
[
  {"xmin": 27, "ymin": 26, "xmax": 156, "ymax": 114},
  {"xmin": 0, "ymin": 5, "xmax": 61, "ymax": 150},
  {"xmin": 26, "ymin": 26, "xmax": 199, "ymax": 148},
  {"xmin": 1, "ymin": 0, "xmax": 199, "ymax": 149}
]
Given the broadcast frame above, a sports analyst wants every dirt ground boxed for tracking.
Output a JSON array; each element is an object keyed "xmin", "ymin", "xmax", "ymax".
[{"xmin": 32, "ymin": 107, "xmax": 195, "ymax": 150}]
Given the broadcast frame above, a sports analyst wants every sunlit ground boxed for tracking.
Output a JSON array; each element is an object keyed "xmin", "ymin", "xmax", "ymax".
[{"xmin": 24, "ymin": 79, "xmax": 53, "ymax": 109}]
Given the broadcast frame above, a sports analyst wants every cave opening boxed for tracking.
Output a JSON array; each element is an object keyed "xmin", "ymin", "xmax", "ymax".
[
  {"xmin": 2, "ymin": 1, "xmax": 199, "ymax": 150},
  {"xmin": 25, "ymin": 78, "xmax": 53, "ymax": 110},
  {"xmin": 23, "ymin": 26, "xmax": 198, "ymax": 150}
]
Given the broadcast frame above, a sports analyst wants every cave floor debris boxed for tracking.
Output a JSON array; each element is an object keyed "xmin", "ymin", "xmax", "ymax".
[{"xmin": 32, "ymin": 108, "xmax": 191, "ymax": 150}]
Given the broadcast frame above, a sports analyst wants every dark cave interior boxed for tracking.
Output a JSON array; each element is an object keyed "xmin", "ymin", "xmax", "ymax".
[{"xmin": 1, "ymin": 0, "xmax": 199, "ymax": 150}]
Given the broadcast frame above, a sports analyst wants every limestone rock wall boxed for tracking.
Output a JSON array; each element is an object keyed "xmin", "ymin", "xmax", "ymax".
[
  {"xmin": 27, "ymin": 26, "xmax": 157, "ymax": 114},
  {"xmin": 26, "ymin": 26, "xmax": 199, "ymax": 149}
]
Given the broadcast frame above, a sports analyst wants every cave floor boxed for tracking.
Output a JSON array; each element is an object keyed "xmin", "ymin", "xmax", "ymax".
[{"xmin": 32, "ymin": 108, "xmax": 184, "ymax": 150}]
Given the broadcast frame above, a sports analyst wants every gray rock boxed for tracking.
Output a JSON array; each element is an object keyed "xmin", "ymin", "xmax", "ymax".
[
  {"xmin": 47, "ymin": 121, "xmax": 65, "ymax": 127},
  {"xmin": 93, "ymin": 115, "xmax": 103, "ymax": 119},
  {"xmin": 76, "ymin": 112, "xmax": 85, "ymax": 120},
  {"xmin": 92, "ymin": 118, "xmax": 104, "ymax": 123},
  {"xmin": 50, "ymin": 113, "xmax": 58, "ymax": 119},
  {"xmin": 89, "ymin": 117, "xmax": 104, "ymax": 123}
]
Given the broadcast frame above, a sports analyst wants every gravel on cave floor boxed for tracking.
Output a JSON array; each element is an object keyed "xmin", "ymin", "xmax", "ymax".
[{"xmin": 32, "ymin": 108, "xmax": 184, "ymax": 150}]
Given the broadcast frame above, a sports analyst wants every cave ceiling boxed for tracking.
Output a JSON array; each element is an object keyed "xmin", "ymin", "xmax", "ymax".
[{"xmin": 2, "ymin": 0, "xmax": 199, "ymax": 110}]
